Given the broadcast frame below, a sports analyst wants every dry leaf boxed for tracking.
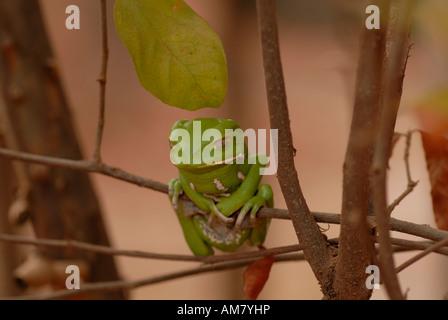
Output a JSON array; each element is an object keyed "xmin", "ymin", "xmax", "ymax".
[
  {"xmin": 421, "ymin": 131, "xmax": 448, "ymax": 230},
  {"xmin": 243, "ymin": 256, "xmax": 275, "ymax": 300}
]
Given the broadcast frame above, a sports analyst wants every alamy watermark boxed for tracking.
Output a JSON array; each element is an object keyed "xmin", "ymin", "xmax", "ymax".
[
  {"xmin": 365, "ymin": 265, "xmax": 380, "ymax": 290},
  {"xmin": 65, "ymin": 265, "xmax": 80, "ymax": 290},
  {"xmin": 169, "ymin": 120, "xmax": 278, "ymax": 175}
]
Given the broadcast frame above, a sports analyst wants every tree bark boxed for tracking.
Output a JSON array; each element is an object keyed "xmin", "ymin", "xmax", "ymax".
[
  {"xmin": 334, "ymin": 0, "xmax": 391, "ymax": 300},
  {"xmin": 0, "ymin": 0, "xmax": 125, "ymax": 299},
  {"xmin": 256, "ymin": 0, "xmax": 332, "ymax": 295}
]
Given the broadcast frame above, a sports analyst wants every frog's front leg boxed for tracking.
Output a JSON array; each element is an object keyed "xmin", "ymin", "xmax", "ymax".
[{"xmin": 216, "ymin": 160, "xmax": 264, "ymax": 217}]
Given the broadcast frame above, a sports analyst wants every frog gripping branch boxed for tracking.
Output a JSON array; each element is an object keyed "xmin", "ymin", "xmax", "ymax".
[{"xmin": 168, "ymin": 119, "xmax": 273, "ymax": 256}]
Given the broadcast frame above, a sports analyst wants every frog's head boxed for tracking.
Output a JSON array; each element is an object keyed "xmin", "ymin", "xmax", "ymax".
[{"xmin": 169, "ymin": 118, "xmax": 247, "ymax": 170}]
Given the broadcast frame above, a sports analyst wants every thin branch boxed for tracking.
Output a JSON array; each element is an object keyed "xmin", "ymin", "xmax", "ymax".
[
  {"xmin": 387, "ymin": 131, "xmax": 419, "ymax": 214},
  {"xmin": 255, "ymin": 0, "xmax": 330, "ymax": 289},
  {"xmin": 3, "ymin": 235, "xmax": 443, "ymax": 300},
  {"xmin": 1, "ymin": 223, "xmax": 446, "ymax": 264},
  {"xmin": 2, "ymin": 241, "xmax": 427, "ymax": 301},
  {"xmin": 388, "ymin": 216, "xmax": 448, "ymax": 242},
  {"xmin": 0, "ymin": 147, "xmax": 168, "ymax": 193},
  {"xmin": 395, "ymin": 237, "xmax": 448, "ymax": 274},
  {"xmin": 92, "ymin": 0, "xmax": 109, "ymax": 165},
  {"xmin": 371, "ymin": 0, "xmax": 417, "ymax": 300},
  {"xmin": 378, "ymin": 237, "xmax": 448, "ymax": 256},
  {"xmin": 0, "ymin": 148, "xmax": 447, "ymax": 243},
  {"xmin": 0, "ymin": 232, "xmax": 200, "ymax": 262},
  {"xmin": 6, "ymin": 255, "xmax": 304, "ymax": 300},
  {"xmin": 0, "ymin": 232, "xmax": 303, "ymax": 264}
]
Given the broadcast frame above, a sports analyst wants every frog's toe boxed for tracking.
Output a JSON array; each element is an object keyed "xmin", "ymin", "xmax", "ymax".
[
  {"xmin": 235, "ymin": 203, "xmax": 251, "ymax": 229},
  {"xmin": 168, "ymin": 178, "xmax": 182, "ymax": 210},
  {"xmin": 235, "ymin": 196, "xmax": 265, "ymax": 229},
  {"xmin": 210, "ymin": 201, "xmax": 234, "ymax": 224}
]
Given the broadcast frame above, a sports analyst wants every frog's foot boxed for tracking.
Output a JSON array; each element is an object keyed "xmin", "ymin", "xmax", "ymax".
[
  {"xmin": 235, "ymin": 195, "xmax": 266, "ymax": 229},
  {"xmin": 207, "ymin": 199, "xmax": 234, "ymax": 224},
  {"xmin": 168, "ymin": 178, "xmax": 183, "ymax": 211}
]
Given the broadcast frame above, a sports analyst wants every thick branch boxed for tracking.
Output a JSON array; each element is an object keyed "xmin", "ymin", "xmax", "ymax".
[
  {"xmin": 255, "ymin": 0, "xmax": 331, "ymax": 289},
  {"xmin": 0, "ymin": 0, "xmax": 124, "ymax": 299},
  {"xmin": 335, "ymin": 0, "xmax": 391, "ymax": 300},
  {"xmin": 371, "ymin": 0, "xmax": 416, "ymax": 300}
]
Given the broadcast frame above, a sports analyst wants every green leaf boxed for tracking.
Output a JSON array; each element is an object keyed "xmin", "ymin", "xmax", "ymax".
[{"xmin": 114, "ymin": 0, "xmax": 228, "ymax": 110}]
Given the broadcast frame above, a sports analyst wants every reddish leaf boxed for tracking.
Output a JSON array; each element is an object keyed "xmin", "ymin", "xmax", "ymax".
[
  {"xmin": 415, "ymin": 88, "xmax": 448, "ymax": 137},
  {"xmin": 421, "ymin": 131, "xmax": 448, "ymax": 230},
  {"xmin": 243, "ymin": 256, "xmax": 275, "ymax": 300}
]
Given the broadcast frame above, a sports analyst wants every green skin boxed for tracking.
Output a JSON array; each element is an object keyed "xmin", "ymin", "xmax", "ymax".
[{"xmin": 168, "ymin": 118, "xmax": 273, "ymax": 256}]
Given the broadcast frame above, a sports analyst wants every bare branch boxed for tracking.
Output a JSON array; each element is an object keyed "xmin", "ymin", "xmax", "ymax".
[
  {"xmin": 0, "ymin": 232, "xmax": 303, "ymax": 264},
  {"xmin": 0, "ymin": 147, "xmax": 168, "ymax": 193},
  {"xmin": 92, "ymin": 0, "xmax": 109, "ymax": 165},
  {"xmin": 255, "ymin": 0, "xmax": 331, "ymax": 290},
  {"xmin": 1, "ymin": 214, "xmax": 446, "ymax": 264},
  {"xmin": 335, "ymin": 0, "xmax": 391, "ymax": 300},
  {"xmin": 5, "ymin": 255, "xmax": 304, "ymax": 300},
  {"xmin": 0, "ymin": 232, "xmax": 200, "ymax": 262},
  {"xmin": 387, "ymin": 131, "xmax": 419, "ymax": 214},
  {"xmin": 3, "ymin": 233, "xmax": 446, "ymax": 300},
  {"xmin": 371, "ymin": 0, "xmax": 417, "ymax": 300},
  {"xmin": 379, "ymin": 237, "xmax": 448, "ymax": 256},
  {"xmin": 395, "ymin": 237, "xmax": 448, "ymax": 273}
]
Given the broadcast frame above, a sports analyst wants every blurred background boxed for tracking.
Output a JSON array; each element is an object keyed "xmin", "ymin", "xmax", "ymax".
[{"xmin": 2, "ymin": 0, "xmax": 447, "ymax": 299}]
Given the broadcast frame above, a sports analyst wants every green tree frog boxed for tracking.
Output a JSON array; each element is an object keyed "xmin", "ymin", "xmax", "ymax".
[{"xmin": 168, "ymin": 118, "xmax": 273, "ymax": 256}]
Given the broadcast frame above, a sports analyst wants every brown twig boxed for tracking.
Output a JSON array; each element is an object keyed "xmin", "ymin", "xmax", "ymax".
[
  {"xmin": 255, "ymin": 0, "xmax": 330, "ymax": 290},
  {"xmin": 3, "ymin": 233, "xmax": 445, "ymax": 300},
  {"xmin": 0, "ymin": 147, "xmax": 167, "ymax": 193},
  {"xmin": 378, "ymin": 237, "xmax": 448, "ymax": 256},
  {"xmin": 371, "ymin": 0, "xmax": 417, "ymax": 300},
  {"xmin": 1, "ymin": 215, "xmax": 446, "ymax": 263},
  {"xmin": 4, "ymin": 254, "xmax": 304, "ymax": 300},
  {"xmin": 92, "ymin": 0, "xmax": 109, "ymax": 165},
  {"xmin": 395, "ymin": 237, "xmax": 448, "ymax": 274},
  {"xmin": 0, "ymin": 232, "xmax": 303, "ymax": 264},
  {"xmin": 387, "ymin": 131, "xmax": 419, "ymax": 214}
]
